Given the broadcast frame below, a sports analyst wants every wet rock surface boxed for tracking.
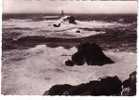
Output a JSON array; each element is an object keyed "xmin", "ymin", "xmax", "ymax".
[
  {"xmin": 65, "ymin": 43, "xmax": 114, "ymax": 66},
  {"xmin": 43, "ymin": 76, "xmax": 122, "ymax": 96},
  {"xmin": 43, "ymin": 71, "xmax": 136, "ymax": 96},
  {"xmin": 122, "ymin": 71, "xmax": 136, "ymax": 96}
]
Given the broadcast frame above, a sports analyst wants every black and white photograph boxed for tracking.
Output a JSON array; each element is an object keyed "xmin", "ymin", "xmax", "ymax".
[{"xmin": 1, "ymin": 0, "xmax": 137, "ymax": 96}]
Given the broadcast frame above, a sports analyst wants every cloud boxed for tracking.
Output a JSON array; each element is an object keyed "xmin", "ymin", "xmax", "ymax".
[{"xmin": 3, "ymin": 0, "xmax": 137, "ymax": 14}]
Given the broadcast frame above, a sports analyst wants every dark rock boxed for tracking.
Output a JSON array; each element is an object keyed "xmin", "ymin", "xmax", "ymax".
[
  {"xmin": 71, "ymin": 52, "xmax": 85, "ymax": 65},
  {"xmin": 43, "ymin": 76, "xmax": 122, "ymax": 96},
  {"xmin": 80, "ymin": 43, "xmax": 114, "ymax": 65},
  {"xmin": 65, "ymin": 60, "xmax": 74, "ymax": 66},
  {"xmin": 45, "ymin": 84, "xmax": 72, "ymax": 95},
  {"xmin": 65, "ymin": 42, "xmax": 114, "ymax": 66},
  {"xmin": 98, "ymin": 76, "xmax": 122, "ymax": 96},
  {"xmin": 122, "ymin": 71, "xmax": 136, "ymax": 96},
  {"xmin": 76, "ymin": 30, "xmax": 80, "ymax": 33},
  {"xmin": 67, "ymin": 16, "xmax": 77, "ymax": 24},
  {"xmin": 53, "ymin": 23, "xmax": 61, "ymax": 27},
  {"xmin": 70, "ymin": 76, "xmax": 122, "ymax": 96},
  {"xmin": 53, "ymin": 16, "xmax": 76, "ymax": 28}
]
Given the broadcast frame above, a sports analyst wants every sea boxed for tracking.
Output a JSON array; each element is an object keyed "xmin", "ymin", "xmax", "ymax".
[{"xmin": 2, "ymin": 14, "xmax": 137, "ymax": 95}]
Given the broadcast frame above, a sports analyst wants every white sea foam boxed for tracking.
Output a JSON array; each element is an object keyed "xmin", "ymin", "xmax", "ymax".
[
  {"xmin": 2, "ymin": 45, "xmax": 136, "ymax": 95},
  {"xmin": 3, "ymin": 18, "xmax": 131, "ymax": 39}
]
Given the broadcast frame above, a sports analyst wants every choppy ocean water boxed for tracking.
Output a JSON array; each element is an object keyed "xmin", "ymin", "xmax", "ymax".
[
  {"xmin": 2, "ymin": 14, "xmax": 137, "ymax": 95},
  {"xmin": 2, "ymin": 14, "xmax": 137, "ymax": 51}
]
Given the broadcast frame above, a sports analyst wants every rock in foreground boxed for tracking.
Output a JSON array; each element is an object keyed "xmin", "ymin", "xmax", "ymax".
[
  {"xmin": 122, "ymin": 71, "xmax": 136, "ymax": 96},
  {"xmin": 43, "ymin": 71, "xmax": 136, "ymax": 96},
  {"xmin": 43, "ymin": 76, "xmax": 122, "ymax": 96}
]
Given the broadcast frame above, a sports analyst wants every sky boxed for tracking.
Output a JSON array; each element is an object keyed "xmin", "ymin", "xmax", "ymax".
[{"xmin": 3, "ymin": 0, "xmax": 137, "ymax": 14}]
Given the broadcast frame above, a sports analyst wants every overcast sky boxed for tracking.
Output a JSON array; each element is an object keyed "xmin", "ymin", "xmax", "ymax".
[{"xmin": 3, "ymin": 0, "xmax": 137, "ymax": 14}]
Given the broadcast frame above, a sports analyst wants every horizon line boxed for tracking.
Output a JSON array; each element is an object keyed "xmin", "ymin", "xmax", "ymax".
[{"xmin": 2, "ymin": 12, "xmax": 137, "ymax": 15}]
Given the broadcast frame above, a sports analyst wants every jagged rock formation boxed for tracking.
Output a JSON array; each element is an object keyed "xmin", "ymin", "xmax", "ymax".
[
  {"xmin": 122, "ymin": 71, "xmax": 136, "ymax": 96},
  {"xmin": 65, "ymin": 43, "xmax": 114, "ymax": 66},
  {"xmin": 43, "ymin": 76, "xmax": 122, "ymax": 96},
  {"xmin": 43, "ymin": 71, "xmax": 136, "ymax": 96}
]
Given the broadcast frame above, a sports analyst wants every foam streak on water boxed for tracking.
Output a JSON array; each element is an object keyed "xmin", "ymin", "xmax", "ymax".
[
  {"xmin": 3, "ymin": 18, "xmax": 131, "ymax": 38},
  {"xmin": 2, "ymin": 45, "xmax": 136, "ymax": 95},
  {"xmin": 2, "ymin": 15, "xmax": 137, "ymax": 95}
]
